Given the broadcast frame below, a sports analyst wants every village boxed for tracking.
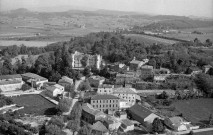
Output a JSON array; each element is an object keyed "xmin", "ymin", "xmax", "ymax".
[{"xmin": 0, "ymin": 50, "xmax": 213, "ymax": 135}]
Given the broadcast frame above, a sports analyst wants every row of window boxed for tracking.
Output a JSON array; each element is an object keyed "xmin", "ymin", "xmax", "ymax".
[
  {"xmin": 92, "ymin": 99, "xmax": 118, "ymax": 103},
  {"xmin": 93, "ymin": 104, "xmax": 118, "ymax": 108}
]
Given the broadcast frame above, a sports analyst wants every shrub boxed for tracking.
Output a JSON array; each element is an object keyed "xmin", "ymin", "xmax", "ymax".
[{"xmin": 21, "ymin": 84, "xmax": 31, "ymax": 91}]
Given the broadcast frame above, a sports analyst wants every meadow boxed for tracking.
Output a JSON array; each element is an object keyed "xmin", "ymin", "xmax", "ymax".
[
  {"xmin": 0, "ymin": 40, "xmax": 54, "ymax": 47},
  {"xmin": 11, "ymin": 94, "xmax": 57, "ymax": 115}
]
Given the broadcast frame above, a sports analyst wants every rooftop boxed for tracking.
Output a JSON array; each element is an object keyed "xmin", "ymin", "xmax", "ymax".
[
  {"xmin": 89, "ymin": 75, "xmax": 105, "ymax": 80},
  {"xmin": 141, "ymin": 65, "xmax": 153, "ymax": 69},
  {"xmin": 91, "ymin": 94, "xmax": 120, "ymax": 100},
  {"xmin": 121, "ymin": 119, "xmax": 134, "ymax": 126},
  {"xmin": 90, "ymin": 121, "xmax": 108, "ymax": 132},
  {"xmin": 82, "ymin": 103, "xmax": 105, "ymax": 116},
  {"xmin": 0, "ymin": 74, "xmax": 22, "ymax": 80},
  {"xmin": 128, "ymin": 104, "xmax": 153, "ymax": 119},
  {"xmin": 58, "ymin": 76, "xmax": 73, "ymax": 83},
  {"xmin": 113, "ymin": 87, "xmax": 137, "ymax": 94},
  {"xmin": 21, "ymin": 73, "xmax": 48, "ymax": 81},
  {"xmin": 0, "ymin": 80, "xmax": 22, "ymax": 85},
  {"xmin": 98, "ymin": 84, "xmax": 114, "ymax": 88}
]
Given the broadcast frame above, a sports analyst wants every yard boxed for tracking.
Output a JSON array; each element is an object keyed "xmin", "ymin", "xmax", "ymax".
[
  {"xmin": 172, "ymin": 98, "xmax": 213, "ymax": 125},
  {"xmin": 11, "ymin": 94, "xmax": 57, "ymax": 115}
]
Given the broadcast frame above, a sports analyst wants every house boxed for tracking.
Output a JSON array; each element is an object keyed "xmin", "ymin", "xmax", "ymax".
[
  {"xmin": 115, "ymin": 111, "xmax": 127, "ymax": 120},
  {"xmin": 186, "ymin": 67, "xmax": 202, "ymax": 75},
  {"xmin": 129, "ymin": 57, "xmax": 149, "ymax": 71},
  {"xmin": 82, "ymin": 103, "xmax": 106, "ymax": 124},
  {"xmin": 164, "ymin": 117, "xmax": 189, "ymax": 131},
  {"xmin": 45, "ymin": 84, "xmax": 64, "ymax": 97},
  {"xmin": 202, "ymin": 65, "xmax": 212, "ymax": 73},
  {"xmin": 128, "ymin": 104, "xmax": 160, "ymax": 124},
  {"xmin": 113, "ymin": 87, "xmax": 137, "ymax": 106},
  {"xmin": 154, "ymin": 74, "xmax": 169, "ymax": 83},
  {"xmin": 109, "ymin": 63, "xmax": 129, "ymax": 72},
  {"xmin": 103, "ymin": 116, "xmax": 121, "ymax": 130},
  {"xmin": 90, "ymin": 95, "xmax": 120, "ymax": 113},
  {"xmin": 138, "ymin": 65, "xmax": 154, "ymax": 80},
  {"xmin": 71, "ymin": 51, "xmax": 102, "ymax": 70},
  {"xmin": 90, "ymin": 121, "xmax": 109, "ymax": 135},
  {"xmin": 21, "ymin": 73, "xmax": 48, "ymax": 89},
  {"xmin": 58, "ymin": 76, "xmax": 73, "ymax": 88},
  {"xmin": 154, "ymin": 67, "xmax": 171, "ymax": 74},
  {"xmin": 88, "ymin": 76, "xmax": 105, "ymax": 88},
  {"xmin": 0, "ymin": 74, "xmax": 23, "ymax": 92},
  {"xmin": 119, "ymin": 99, "xmax": 132, "ymax": 110},
  {"xmin": 116, "ymin": 73, "xmax": 139, "ymax": 85},
  {"xmin": 119, "ymin": 119, "xmax": 134, "ymax": 132},
  {"xmin": 97, "ymin": 84, "xmax": 114, "ymax": 95},
  {"xmin": 0, "ymin": 74, "xmax": 22, "ymax": 82}
]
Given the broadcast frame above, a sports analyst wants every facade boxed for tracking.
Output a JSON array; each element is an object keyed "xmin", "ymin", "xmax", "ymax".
[
  {"xmin": 139, "ymin": 65, "xmax": 154, "ymax": 80},
  {"xmin": 71, "ymin": 51, "xmax": 102, "ymax": 70},
  {"xmin": 90, "ymin": 95, "xmax": 120, "ymax": 112},
  {"xmin": 0, "ymin": 74, "xmax": 22, "ymax": 82},
  {"xmin": 58, "ymin": 76, "xmax": 73, "ymax": 88},
  {"xmin": 116, "ymin": 73, "xmax": 139, "ymax": 85},
  {"xmin": 119, "ymin": 99, "xmax": 131, "ymax": 109},
  {"xmin": 129, "ymin": 57, "xmax": 149, "ymax": 71},
  {"xmin": 88, "ymin": 75, "xmax": 105, "ymax": 87},
  {"xmin": 97, "ymin": 84, "xmax": 114, "ymax": 95},
  {"xmin": 128, "ymin": 104, "xmax": 160, "ymax": 124},
  {"xmin": 154, "ymin": 74, "xmax": 170, "ymax": 83},
  {"xmin": 119, "ymin": 119, "xmax": 134, "ymax": 132},
  {"xmin": 21, "ymin": 73, "xmax": 48, "ymax": 89},
  {"xmin": 82, "ymin": 103, "xmax": 106, "ymax": 124},
  {"xmin": 45, "ymin": 84, "xmax": 64, "ymax": 97},
  {"xmin": 113, "ymin": 87, "xmax": 137, "ymax": 106},
  {"xmin": 103, "ymin": 117, "xmax": 121, "ymax": 131}
]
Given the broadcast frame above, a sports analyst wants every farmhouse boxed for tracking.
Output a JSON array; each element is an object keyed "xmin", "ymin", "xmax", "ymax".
[
  {"xmin": 21, "ymin": 73, "xmax": 48, "ymax": 89},
  {"xmin": 128, "ymin": 104, "xmax": 160, "ymax": 124}
]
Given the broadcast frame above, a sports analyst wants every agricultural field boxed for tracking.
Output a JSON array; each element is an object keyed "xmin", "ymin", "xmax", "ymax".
[
  {"xmin": 172, "ymin": 98, "xmax": 213, "ymax": 124},
  {"xmin": 0, "ymin": 40, "xmax": 54, "ymax": 47},
  {"xmin": 11, "ymin": 94, "xmax": 57, "ymax": 115},
  {"xmin": 124, "ymin": 34, "xmax": 178, "ymax": 45},
  {"xmin": 162, "ymin": 27, "xmax": 213, "ymax": 42}
]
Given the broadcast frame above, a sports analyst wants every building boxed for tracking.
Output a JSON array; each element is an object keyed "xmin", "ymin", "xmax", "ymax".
[
  {"xmin": 128, "ymin": 104, "xmax": 160, "ymax": 124},
  {"xmin": 116, "ymin": 73, "xmax": 139, "ymax": 85},
  {"xmin": 82, "ymin": 103, "xmax": 106, "ymax": 124},
  {"xmin": 139, "ymin": 65, "xmax": 154, "ymax": 80},
  {"xmin": 58, "ymin": 76, "xmax": 73, "ymax": 89},
  {"xmin": 21, "ymin": 73, "xmax": 48, "ymax": 89},
  {"xmin": 71, "ymin": 51, "xmax": 102, "ymax": 70},
  {"xmin": 90, "ymin": 95, "xmax": 120, "ymax": 112},
  {"xmin": 129, "ymin": 57, "xmax": 149, "ymax": 71},
  {"xmin": 154, "ymin": 74, "xmax": 170, "ymax": 83},
  {"xmin": 119, "ymin": 99, "xmax": 131, "ymax": 110},
  {"xmin": 97, "ymin": 84, "xmax": 114, "ymax": 95},
  {"xmin": 88, "ymin": 75, "xmax": 105, "ymax": 88},
  {"xmin": 89, "ymin": 121, "xmax": 109, "ymax": 135},
  {"xmin": 109, "ymin": 63, "xmax": 129, "ymax": 72},
  {"xmin": 186, "ymin": 67, "xmax": 202, "ymax": 75},
  {"xmin": 119, "ymin": 119, "xmax": 134, "ymax": 132},
  {"xmin": 0, "ymin": 80, "xmax": 23, "ymax": 92},
  {"xmin": 202, "ymin": 65, "xmax": 212, "ymax": 73},
  {"xmin": 45, "ymin": 84, "xmax": 64, "ymax": 97},
  {"xmin": 0, "ymin": 74, "xmax": 22, "ymax": 82},
  {"xmin": 164, "ymin": 117, "xmax": 190, "ymax": 131},
  {"xmin": 103, "ymin": 116, "xmax": 121, "ymax": 131},
  {"xmin": 113, "ymin": 87, "xmax": 137, "ymax": 106}
]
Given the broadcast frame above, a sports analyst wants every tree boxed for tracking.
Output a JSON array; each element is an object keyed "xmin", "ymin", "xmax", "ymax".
[
  {"xmin": 2, "ymin": 57, "xmax": 14, "ymax": 75},
  {"xmin": 66, "ymin": 119, "xmax": 81, "ymax": 134},
  {"xmin": 78, "ymin": 124, "xmax": 91, "ymax": 135},
  {"xmin": 77, "ymin": 80, "xmax": 91, "ymax": 91},
  {"xmin": 81, "ymin": 55, "xmax": 88, "ymax": 67},
  {"xmin": 58, "ymin": 98, "xmax": 72, "ymax": 113},
  {"xmin": 158, "ymin": 91, "xmax": 169, "ymax": 99},
  {"xmin": 209, "ymin": 114, "xmax": 213, "ymax": 125},
  {"xmin": 21, "ymin": 84, "xmax": 31, "ymax": 91},
  {"xmin": 48, "ymin": 116, "xmax": 64, "ymax": 129},
  {"xmin": 69, "ymin": 101, "xmax": 82, "ymax": 120},
  {"xmin": 83, "ymin": 67, "xmax": 91, "ymax": 77},
  {"xmin": 152, "ymin": 118, "xmax": 165, "ymax": 133},
  {"xmin": 45, "ymin": 124, "xmax": 65, "ymax": 135}
]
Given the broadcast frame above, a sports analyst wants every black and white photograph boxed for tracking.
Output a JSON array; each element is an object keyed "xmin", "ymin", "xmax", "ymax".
[{"xmin": 0, "ymin": 0, "xmax": 213, "ymax": 135}]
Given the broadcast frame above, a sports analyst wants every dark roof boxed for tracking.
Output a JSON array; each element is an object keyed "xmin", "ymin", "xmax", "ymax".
[
  {"xmin": 91, "ymin": 94, "xmax": 120, "ymax": 100},
  {"xmin": 0, "ymin": 74, "xmax": 22, "ymax": 80},
  {"xmin": 121, "ymin": 119, "xmax": 134, "ymax": 126},
  {"xmin": 82, "ymin": 103, "xmax": 105, "ymax": 116},
  {"xmin": 128, "ymin": 104, "xmax": 152, "ymax": 120},
  {"xmin": 21, "ymin": 73, "xmax": 47, "ymax": 81}
]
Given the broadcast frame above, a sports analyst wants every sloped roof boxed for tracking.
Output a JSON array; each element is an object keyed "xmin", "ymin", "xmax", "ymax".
[
  {"xmin": 54, "ymin": 84, "xmax": 64, "ymax": 89},
  {"xmin": 98, "ymin": 84, "xmax": 114, "ymax": 88},
  {"xmin": 21, "ymin": 73, "xmax": 47, "ymax": 81},
  {"xmin": 130, "ymin": 60, "xmax": 143, "ymax": 64},
  {"xmin": 82, "ymin": 103, "xmax": 105, "ymax": 116},
  {"xmin": 128, "ymin": 104, "xmax": 152, "ymax": 120},
  {"xmin": 46, "ymin": 86, "xmax": 57, "ymax": 92},
  {"xmin": 0, "ymin": 80, "xmax": 22, "ymax": 85},
  {"xmin": 0, "ymin": 74, "xmax": 22, "ymax": 80},
  {"xmin": 169, "ymin": 117, "xmax": 184, "ymax": 126},
  {"xmin": 90, "ymin": 121, "xmax": 108, "ymax": 132},
  {"xmin": 113, "ymin": 87, "xmax": 137, "ymax": 94},
  {"xmin": 121, "ymin": 119, "xmax": 134, "ymax": 126},
  {"xmin": 91, "ymin": 94, "xmax": 119, "ymax": 100},
  {"xmin": 59, "ymin": 76, "xmax": 73, "ymax": 84}
]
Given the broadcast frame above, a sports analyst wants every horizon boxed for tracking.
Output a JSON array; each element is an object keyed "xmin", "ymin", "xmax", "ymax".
[{"xmin": 1, "ymin": 0, "xmax": 213, "ymax": 18}]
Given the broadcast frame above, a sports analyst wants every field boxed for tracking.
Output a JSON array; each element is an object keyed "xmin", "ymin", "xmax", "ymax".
[
  {"xmin": 172, "ymin": 98, "xmax": 213, "ymax": 124},
  {"xmin": 124, "ymin": 34, "xmax": 177, "ymax": 45},
  {"xmin": 162, "ymin": 27, "xmax": 213, "ymax": 42},
  {"xmin": 11, "ymin": 94, "xmax": 57, "ymax": 115},
  {"xmin": 0, "ymin": 40, "xmax": 54, "ymax": 47}
]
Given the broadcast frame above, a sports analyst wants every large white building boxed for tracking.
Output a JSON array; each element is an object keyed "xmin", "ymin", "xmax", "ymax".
[
  {"xmin": 97, "ymin": 84, "xmax": 114, "ymax": 95},
  {"xmin": 71, "ymin": 51, "xmax": 102, "ymax": 70},
  {"xmin": 113, "ymin": 87, "xmax": 137, "ymax": 106},
  {"xmin": 0, "ymin": 74, "xmax": 23, "ymax": 92}
]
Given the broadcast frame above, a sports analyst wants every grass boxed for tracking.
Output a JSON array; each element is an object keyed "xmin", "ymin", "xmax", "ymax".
[
  {"xmin": 172, "ymin": 98, "xmax": 213, "ymax": 124},
  {"xmin": 11, "ymin": 94, "xmax": 57, "ymax": 115},
  {"xmin": 124, "ymin": 34, "xmax": 177, "ymax": 45}
]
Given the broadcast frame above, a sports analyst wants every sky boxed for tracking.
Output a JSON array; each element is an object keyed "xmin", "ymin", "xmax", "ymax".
[{"xmin": 1, "ymin": 0, "xmax": 213, "ymax": 18}]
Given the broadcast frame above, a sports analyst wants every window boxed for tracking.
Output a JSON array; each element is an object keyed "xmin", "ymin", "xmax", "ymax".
[
  {"xmin": 103, "ymin": 105, "xmax": 105, "ymax": 107},
  {"xmin": 96, "ymin": 105, "xmax": 98, "ymax": 108},
  {"xmin": 100, "ymin": 105, "xmax": 101, "ymax": 108},
  {"xmin": 93, "ymin": 100, "xmax": 95, "ymax": 103}
]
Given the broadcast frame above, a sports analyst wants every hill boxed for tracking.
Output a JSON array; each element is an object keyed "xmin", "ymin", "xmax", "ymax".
[{"xmin": 143, "ymin": 19, "xmax": 213, "ymax": 30}]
